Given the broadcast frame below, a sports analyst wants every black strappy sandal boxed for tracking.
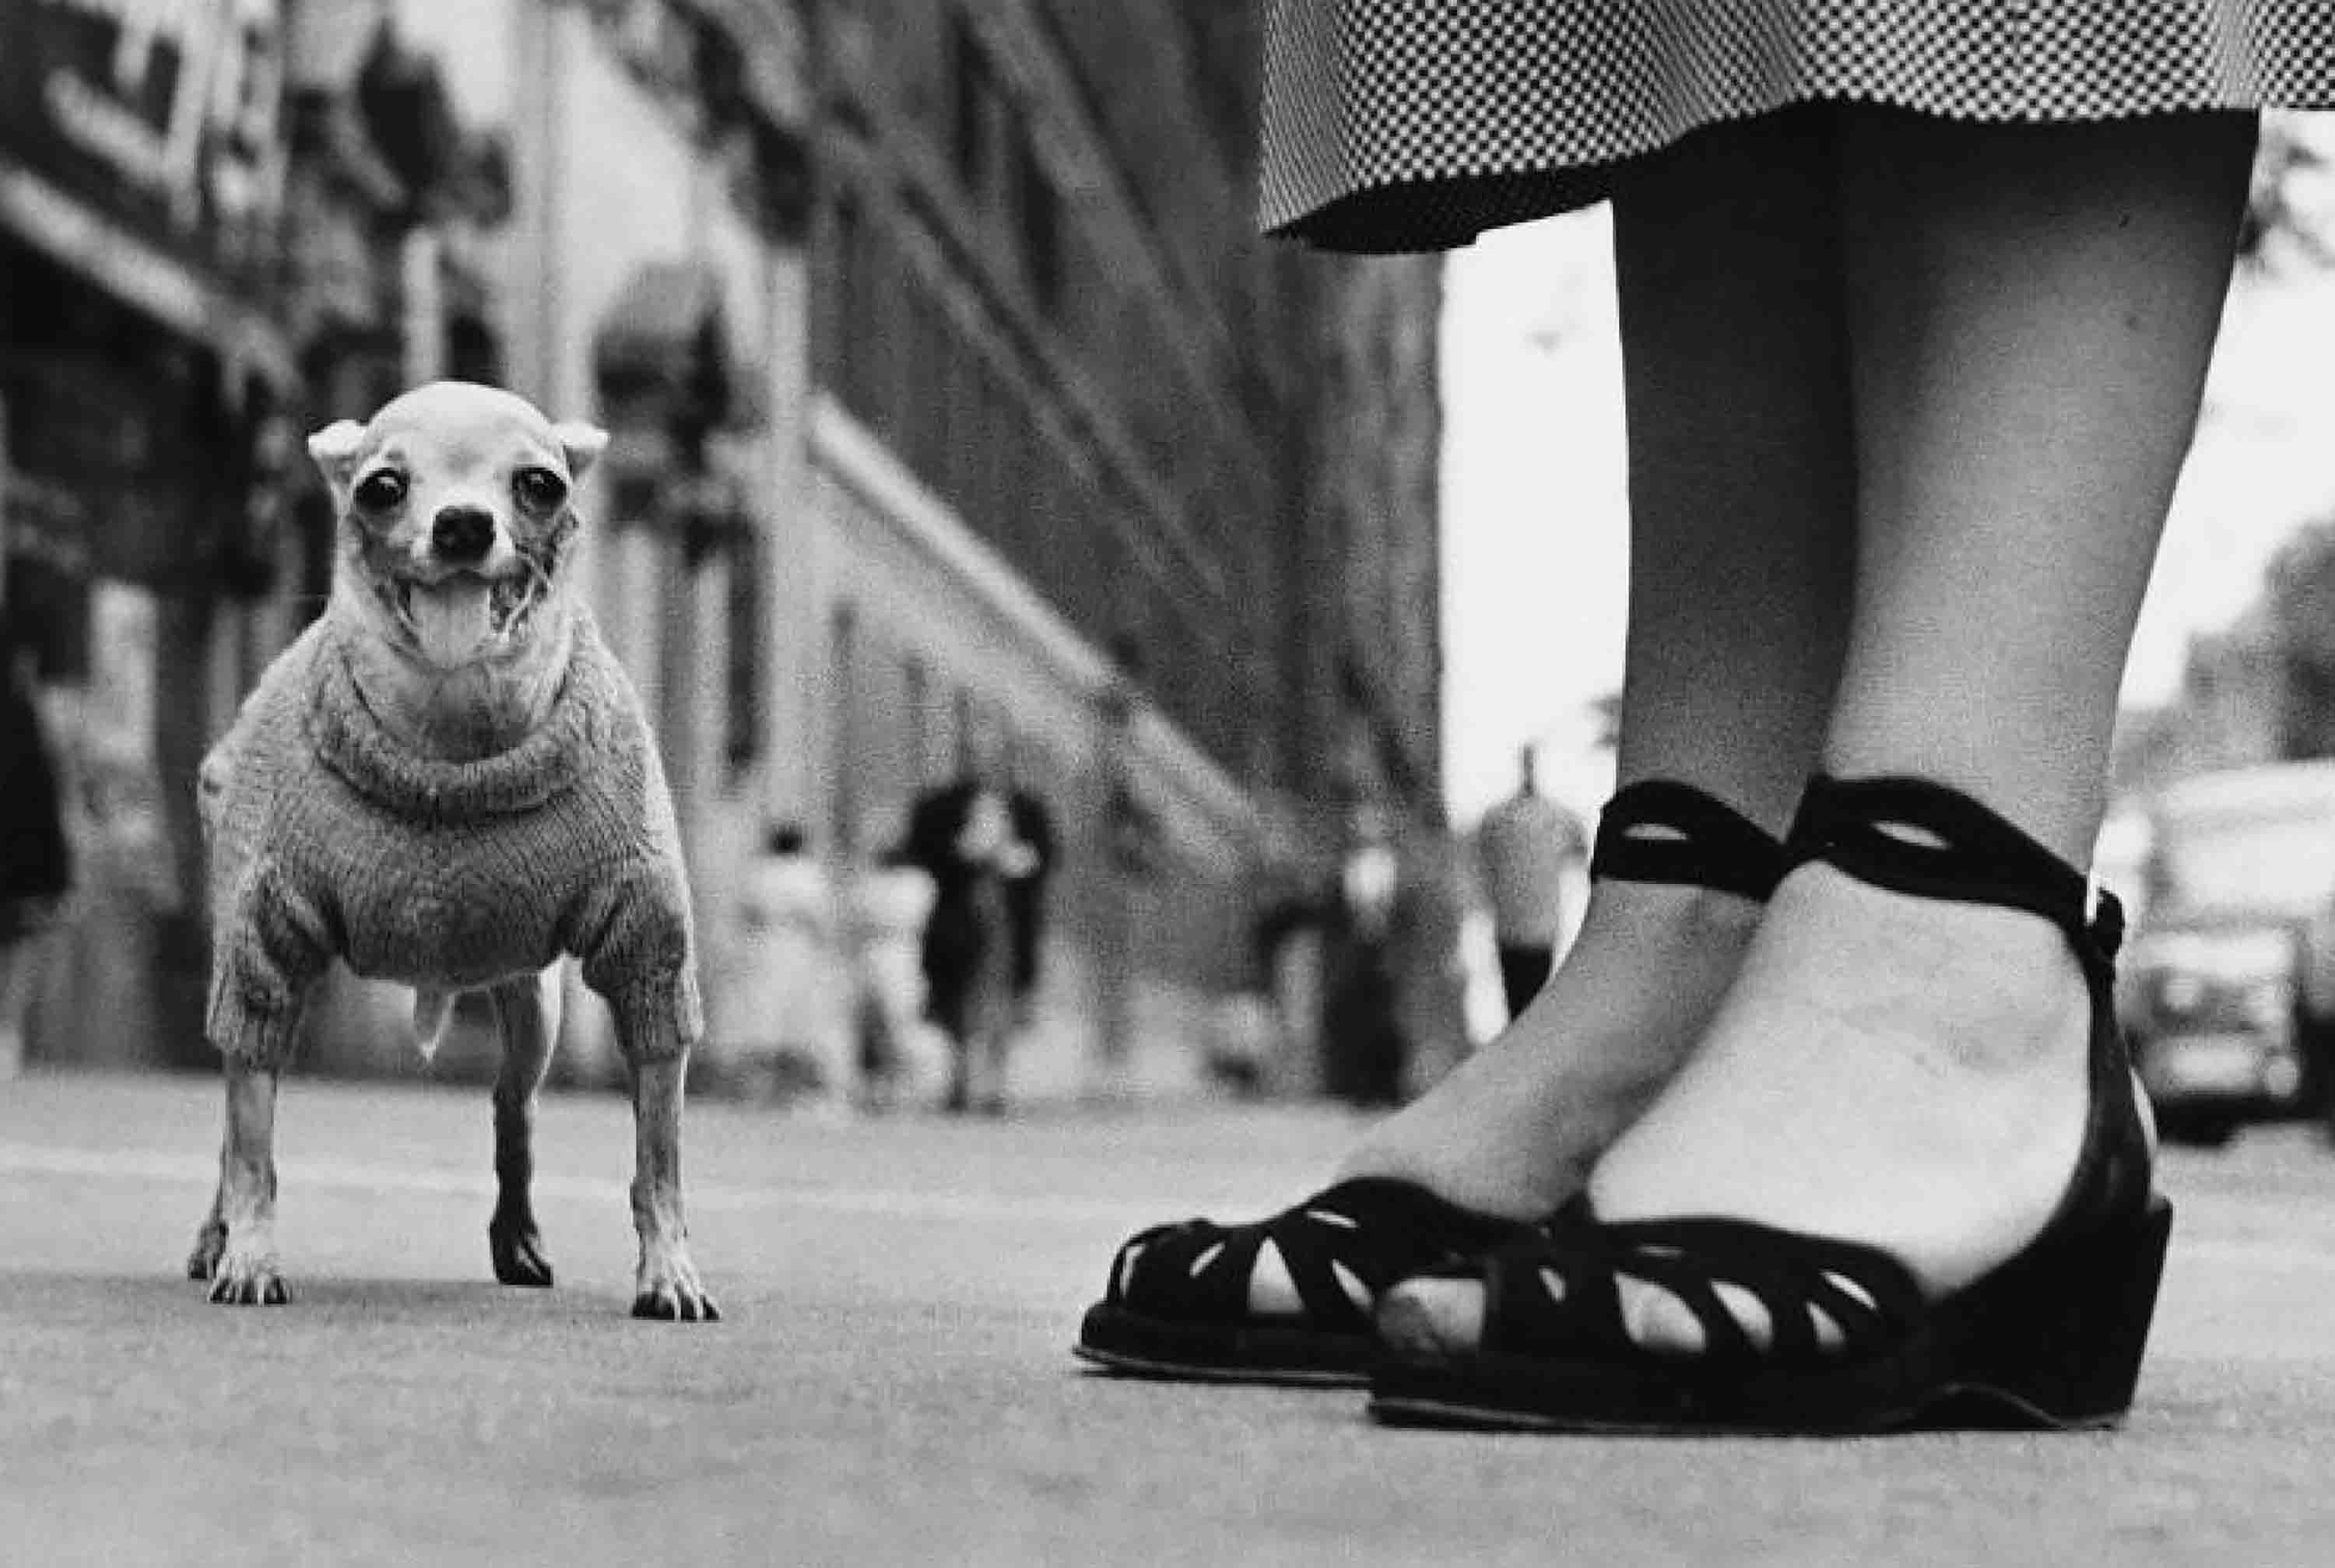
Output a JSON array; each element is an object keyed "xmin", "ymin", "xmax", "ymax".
[
  {"xmin": 1368, "ymin": 774, "xmax": 2169, "ymax": 1434},
  {"xmin": 1072, "ymin": 780, "xmax": 1785, "ymax": 1386}
]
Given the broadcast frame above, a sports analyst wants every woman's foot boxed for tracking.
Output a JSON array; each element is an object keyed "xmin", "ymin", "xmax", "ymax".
[
  {"xmin": 1075, "ymin": 882, "xmax": 1767, "ymax": 1372},
  {"xmin": 1236, "ymin": 875, "xmax": 1763, "ymax": 1315},
  {"xmin": 1078, "ymin": 783, "xmax": 1783, "ymax": 1376},
  {"xmin": 1589, "ymin": 861, "xmax": 2092, "ymax": 1350},
  {"xmin": 1361, "ymin": 879, "xmax": 1765, "ymax": 1209},
  {"xmin": 1383, "ymin": 803, "xmax": 2099, "ymax": 1356}
]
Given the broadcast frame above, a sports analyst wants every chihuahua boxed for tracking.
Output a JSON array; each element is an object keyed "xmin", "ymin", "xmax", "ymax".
[{"xmin": 189, "ymin": 380, "xmax": 717, "ymax": 1321}]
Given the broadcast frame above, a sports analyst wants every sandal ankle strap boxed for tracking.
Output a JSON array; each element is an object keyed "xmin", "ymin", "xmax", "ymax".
[
  {"xmin": 1589, "ymin": 780, "xmax": 1785, "ymax": 902},
  {"xmin": 1784, "ymin": 775, "xmax": 2125, "ymax": 973}
]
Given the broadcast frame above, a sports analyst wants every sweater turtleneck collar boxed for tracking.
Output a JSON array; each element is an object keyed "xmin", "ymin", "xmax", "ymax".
[{"xmin": 305, "ymin": 616, "xmax": 616, "ymax": 819}]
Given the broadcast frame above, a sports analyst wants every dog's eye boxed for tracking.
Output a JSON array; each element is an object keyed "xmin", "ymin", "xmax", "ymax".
[
  {"xmin": 353, "ymin": 471, "xmax": 407, "ymax": 510},
  {"xmin": 513, "ymin": 467, "xmax": 567, "ymax": 511}
]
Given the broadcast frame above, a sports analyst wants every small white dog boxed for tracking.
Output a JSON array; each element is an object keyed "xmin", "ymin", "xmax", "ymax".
[{"xmin": 189, "ymin": 380, "xmax": 718, "ymax": 1321}]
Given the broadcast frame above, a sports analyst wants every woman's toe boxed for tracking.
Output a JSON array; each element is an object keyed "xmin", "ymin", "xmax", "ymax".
[{"xmin": 1375, "ymin": 1276, "xmax": 1487, "ymax": 1357}]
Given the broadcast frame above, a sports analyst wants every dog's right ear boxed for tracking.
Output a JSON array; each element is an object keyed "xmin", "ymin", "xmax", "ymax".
[
  {"xmin": 306, "ymin": 420, "xmax": 367, "ymax": 508},
  {"xmin": 552, "ymin": 421, "xmax": 609, "ymax": 484}
]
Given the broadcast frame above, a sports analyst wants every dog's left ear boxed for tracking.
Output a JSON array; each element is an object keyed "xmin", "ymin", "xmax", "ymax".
[
  {"xmin": 553, "ymin": 422, "xmax": 609, "ymax": 484},
  {"xmin": 307, "ymin": 419, "xmax": 367, "ymax": 508}
]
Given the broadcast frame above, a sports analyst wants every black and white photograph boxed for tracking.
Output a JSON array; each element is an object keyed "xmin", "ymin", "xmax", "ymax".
[{"xmin": 5, "ymin": 1, "xmax": 2335, "ymax": 1562}]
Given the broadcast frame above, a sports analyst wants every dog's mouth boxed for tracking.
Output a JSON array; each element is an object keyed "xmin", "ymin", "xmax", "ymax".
[{"xmin": 378, "ymin": 568, "xmax": 550, "ymax": 665}]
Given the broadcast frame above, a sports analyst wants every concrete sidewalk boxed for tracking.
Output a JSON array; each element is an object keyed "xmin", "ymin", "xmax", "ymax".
[{"xmin": 2, "ymin": 1068, "xmax": 2332, "ymax": 1566}]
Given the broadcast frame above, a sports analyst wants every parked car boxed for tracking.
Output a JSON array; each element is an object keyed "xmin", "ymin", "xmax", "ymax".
[{"xmin": 2116, "ymin": 759, "xmax": 2335, "ymax": 1148}]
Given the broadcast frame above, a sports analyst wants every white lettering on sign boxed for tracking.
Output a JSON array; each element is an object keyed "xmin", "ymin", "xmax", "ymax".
[
  {"xmin": 53, "ymin": 0, "xmax": 209, "ymax": 92},
  {"xmin": 43, "ymin": 69, "xmax": 174, "ymax": 190},
  {"xmin": 33, "ymin": 0, "xmax": 284, "ymax": 233}
]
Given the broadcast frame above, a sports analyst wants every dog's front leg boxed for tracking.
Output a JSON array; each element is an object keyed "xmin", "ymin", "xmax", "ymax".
[
  {"xmin": 626, "ymin": 1047, "xmax": 719, "ymax": 1321},
  {"xmin": 202, "ymin": 1058, "xmax": 290, "ymax": 1305},
  {"xmin": 487, "ymin": 970, "xmax": 561, "ymax": 1287}
]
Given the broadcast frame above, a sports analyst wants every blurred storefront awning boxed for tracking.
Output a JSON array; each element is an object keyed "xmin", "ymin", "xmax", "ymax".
[{"xmin": 592, "ymin": 258, "xmax": 766, "ymax": 435}]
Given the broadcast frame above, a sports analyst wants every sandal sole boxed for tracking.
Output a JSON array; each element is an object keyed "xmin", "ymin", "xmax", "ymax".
[
  {"xmin": 1368, "ymin": 1377, "xmax": 2126, "ymax": 1436},
  {"xmin": 1367, "ymin": 1196, "xmax": 2173, "ymax": 1436},
  {"xmin": 1075, "ymin": 1302, "xmax": 1370, "ymax": 1387}
]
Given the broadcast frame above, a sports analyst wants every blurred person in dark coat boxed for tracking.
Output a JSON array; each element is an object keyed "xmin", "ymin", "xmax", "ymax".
[
  {"xmin": 1, "ymin": 607, "xmax": 71, "ymax": 1076},
  {"xmin": 901, "ymin": 734, "xmax": 1055, "ymax": 1114},
  {"xmin": 1322, "ymin": 805, "xmax": 1408, "ymax": 1108}
]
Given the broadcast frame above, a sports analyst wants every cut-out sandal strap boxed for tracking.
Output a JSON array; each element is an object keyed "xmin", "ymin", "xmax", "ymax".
[
  {"xmin": 1466, "ymin": 1216, "xmax": 1928, "ymax": 1370},
  {"xmin": 1785, "ymin": 776, "xmax": 2124, "ymax": 970},
  {"xmin": 1108, "ymin": 1178, "xmax": 1536, "ymax": 1332},
  {"xmin": 1589, "ymin": 780, "xmax": 1785, "ymax": 902}
]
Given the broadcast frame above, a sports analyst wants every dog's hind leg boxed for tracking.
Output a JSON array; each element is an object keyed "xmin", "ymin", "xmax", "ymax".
[
  {"xmin": 486, "ymin": 967, "xmax": 562, "ymax": 1288},
  {"xmin": 205, "ymin": 1058, "xmax": 290, "ymax": 1305}
]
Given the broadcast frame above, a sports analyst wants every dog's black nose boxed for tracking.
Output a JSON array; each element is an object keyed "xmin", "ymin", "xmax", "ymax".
[{"xmin": 431, "ymin": 506, "xmax": 496, "ymax": 563}]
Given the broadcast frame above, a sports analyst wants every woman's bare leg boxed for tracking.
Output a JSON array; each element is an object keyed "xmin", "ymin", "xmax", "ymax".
[
  {"xmin": 1581, "ymin": 107, "xmax": 2256, "ymax": 1345},
  {"xmin": 1268, "ymin": 111, "xmax": 1857, "ymax": 1317}
]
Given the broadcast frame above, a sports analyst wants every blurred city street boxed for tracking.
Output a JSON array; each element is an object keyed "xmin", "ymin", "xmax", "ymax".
[{"xmin": 2, "ymin": 1067, "xmax": 2333, "ymax": 1566}]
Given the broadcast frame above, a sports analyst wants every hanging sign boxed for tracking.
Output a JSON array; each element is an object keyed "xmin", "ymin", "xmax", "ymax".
[{"xmin": 0, "ymin": 0, "xmax": 288, "ymax": 286}]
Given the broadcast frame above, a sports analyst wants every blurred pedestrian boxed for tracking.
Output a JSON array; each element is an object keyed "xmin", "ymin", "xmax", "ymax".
[
  {"xmin": 902, "ymin": 733, "xmax": 1052, "ymax": 1115},
  {"xmin": 1002, "ymin": 784, "xmax": 1056, "ymax": 1037},
  {"xmin": 723, "ymin": 822, "xmax": 854, "ymax": 1109},
  {"xmin": 1322, "ymin": 812, "xmax": 1406, "ymax": 1109},
  {"xmin": 1474, "ymin": 745, "xmax": 1586, "ymax": 1019},
  {"xmin": 1081, "ymin": 3, "xmax": 2317, "ymax": 1435},
  {"xmin": 844, "ymin": 835, "xmax": 949, "ymax": 1113},
  {"xmin": 0, "ymin": 609, "xmax": 70, "ymax": 1077}
]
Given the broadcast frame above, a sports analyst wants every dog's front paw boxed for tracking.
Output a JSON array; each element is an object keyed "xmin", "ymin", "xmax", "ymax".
[
  {"xmin": 632, "ymin": 1247, "xmax": 720, "ymax": 1323},
  {"xmin": 185, "ymin": 1219, "xmax": 227, "ymax": 1281},
  {"xmin": 207, "ymin": 1247, "xmax": 291, "ymax": 1307},
  {"xmin": 490, "ymin": 1218, "xmax": 555, "ymax": 1289}
]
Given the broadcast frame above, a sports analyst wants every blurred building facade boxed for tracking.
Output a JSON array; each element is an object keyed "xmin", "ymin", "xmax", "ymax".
[
  {"xmin": 2, "ymin": 0, "xmax": 1449, "ymax": 1098},
  {"xmin": 0, "ymin": 0, "xmax": 298, "ymax": 1069}
]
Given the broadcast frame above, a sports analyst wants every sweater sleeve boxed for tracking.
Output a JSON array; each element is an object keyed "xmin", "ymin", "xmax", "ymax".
[
  {"xmin": 571, "ymin": 858, "xmax": 704, "ymax": 1061},
  {"xmin": 559, "ymin": 626, "xmax": 704, "ymax": 1061},
  {"xmin": 207, "ymin": 859, "xmax": 335, "ymax": 1068}
]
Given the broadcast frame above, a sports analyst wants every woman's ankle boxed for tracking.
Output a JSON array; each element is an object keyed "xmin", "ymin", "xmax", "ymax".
[
  {"xmin": 1753, "ymin": 863, "xmax": 2094, "ymax": 1076},
  {"xmin": 1333, "ymin": 878, "xmax": 1767, "ymax": 1215}
]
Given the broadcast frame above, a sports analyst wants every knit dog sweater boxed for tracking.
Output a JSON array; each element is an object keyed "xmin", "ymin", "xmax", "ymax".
[{"xmin": 200, "ymin": 606, "xmax": 701, "ymax": 1068}]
